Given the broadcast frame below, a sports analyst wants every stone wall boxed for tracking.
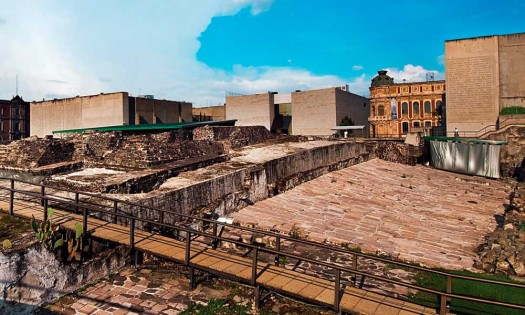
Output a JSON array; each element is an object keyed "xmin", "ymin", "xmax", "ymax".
[
  {"xmin": 0, "ymin": 243, "xmax": 127, "ymax": 315},
  {"xmin": 192, "ymin": 126, "xmax": 272, "ymax": 149},
  {"xmin": 0, "ymin": 136, "xmax": 75, "ymax": 170},
  {"xmin": 483, "ymin": 126, "xmax": 525, "ymax": 178}
]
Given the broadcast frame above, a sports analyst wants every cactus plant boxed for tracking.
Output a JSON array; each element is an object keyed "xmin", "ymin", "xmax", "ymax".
[{"xmin": 30, "ymin": 208, "xmax": 83, "ymax": 262}]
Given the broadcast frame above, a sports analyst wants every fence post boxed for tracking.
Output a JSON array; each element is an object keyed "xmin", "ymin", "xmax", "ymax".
[
  {"xmin": 129, "ymin": 218, "xmax": 135, "ymax": 253},
  {"xmin": 9, "ymin": 179, "xmax": 14, "ymax": 216},
  {"xmin": 251, "ymin": 246, "xmax": 258, "ymax": 286},
  {"xmin": 212, "ymin": 222, "xmax": 218, "ymax": 249},
  {"xmin": 113, "ymin": 200, "xmax": 118, "ymax": 224},
  {"xmin": 274, "ymin": 236, "xmax": 281, "ymax": 266},
  {"xmin": 334, "ymin": 269, "xmax": 341, "ymax": 312},
  {"xmin": 446, "ymin": 275, "xmax": 452, "ymax": 310},
  {"xmin": 40, "ymin": 186, "xmax": 45, "ymax": 206},
  {"xmin": 439, "ymin": 293, "xmax": 448, "ymax": 315},
  {"xmin": 185, "ymin": 231, "xmax": 192, "ymax": 266},
  {"xmin": 352, "ymin": 253, "xmax": 358, "ymax": 286},
  {"xmin": 81, "ymin": 206, "xmax": 89, "ymax": 261},
  {"xmin": 75, "ymin": 192, "xmax": 79, "ymax": 214},
  {"xmin": 43, "ymin": 198, "xmax": 48, "ymax": 222}
]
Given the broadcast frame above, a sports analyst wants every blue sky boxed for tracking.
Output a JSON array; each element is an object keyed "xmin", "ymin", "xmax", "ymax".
[{"xmin": 0, "ymin": 0, "xmax": 523, "ymax": 106}]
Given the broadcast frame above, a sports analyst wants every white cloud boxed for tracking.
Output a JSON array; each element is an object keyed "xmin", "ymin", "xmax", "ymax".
[
  {"xmin": 384, "ymin": 64, "xmax": 444, "ymax": 83},
  {"xmin": 352, "ymin": 65, "xmax": 364, "ymax": 71},
  {"xmin": 0, "ymin": 0, "xmax": 369, "ymax": 106},
  {"xmin": 437, "ymin": 54, "xmax": 445, "ymax": 65}
]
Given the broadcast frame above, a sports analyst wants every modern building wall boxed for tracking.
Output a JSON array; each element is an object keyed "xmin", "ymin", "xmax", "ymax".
[
  {"xmin": 31, "ymin": 92, "xmax": 129, "ymax": 137},
  {"xmin": 192, "ymin": 105, "xmax": 226, "ymax": 121},
  {"xmin": 291, "ymin": 88, "xmax": 337, "ymax": 136},
  {"xmin": 134, "ymin": 98, "xmax": 191, "ymax": 124},
  {"xmin": 335, "ymin": 88, "xmax": 370, "ymax": 135},
  {"xmin": 445, "ymin": 32, "xmax": 525, "ymax": 134},
  {"xmin": 226, "ymin": 93, "xmax": 274, "ymax": 130},
  {"xmin": 31, "ymin": 92, "xmax": 193, "ymax": 137}
]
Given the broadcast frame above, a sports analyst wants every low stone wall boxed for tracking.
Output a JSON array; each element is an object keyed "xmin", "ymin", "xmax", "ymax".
[
  {"xmin": 483, "ymin": 126, "xmax": 525, "ymax": 179},
  {"xmin": 0, "ymin": 243, "xmax": 127, "ymax": 315},
  {"xmin": 113, "ymin": 140, "xmax": 416, "ymax": 226},
  {"xmin": 0, "ymin": 137, "xmax": 75, "ymax": 170},
  {"xmin": 193, "ymin": 126, "xmax": 272, "ymax": 149}
]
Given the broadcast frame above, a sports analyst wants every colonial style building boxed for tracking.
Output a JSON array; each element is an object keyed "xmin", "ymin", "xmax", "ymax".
[
  {"xmin": 368, "ymin": 70, "xmax": 445, "ymax": 138},
  {"xmin": 0, "ymin": 95, "xmax": 30, "ymax": 141}
]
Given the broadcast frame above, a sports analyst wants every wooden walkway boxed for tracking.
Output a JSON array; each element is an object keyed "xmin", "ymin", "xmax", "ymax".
[{"xmin": 0, "ymin": 196, "xmax": 436, "ymax": 315}]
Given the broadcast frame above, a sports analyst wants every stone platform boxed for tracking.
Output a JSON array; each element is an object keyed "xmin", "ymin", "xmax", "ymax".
[{"xmin": 233, "ymin": 159, "xmax": 513, "ymax": 270}]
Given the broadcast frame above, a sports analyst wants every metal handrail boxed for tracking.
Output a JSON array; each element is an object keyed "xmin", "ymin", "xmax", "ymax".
[{"xmin": 2, "ymin": 178, "xmax": 525, "ymax": 314}]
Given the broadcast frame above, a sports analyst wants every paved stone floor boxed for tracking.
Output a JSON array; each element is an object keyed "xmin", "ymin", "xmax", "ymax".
[
  {"xmin": 42, "ymin": 264, "xmax": 336, "ymax": 315},
  {"xmin": 233, "ymin": 159, "xmax": 513, "ymax": 270}
]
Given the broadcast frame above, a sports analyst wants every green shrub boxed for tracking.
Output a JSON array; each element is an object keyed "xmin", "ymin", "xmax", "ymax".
[{"xmin": 500, "ymin": 106, "xmax": 525, "ymax": 115}]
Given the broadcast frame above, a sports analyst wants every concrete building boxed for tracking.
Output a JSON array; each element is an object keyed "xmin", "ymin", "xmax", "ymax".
[
  {"xmin": 225, "ymin": 87, "xmax": 369, "ymax": 136},
  {"xmin": 192, "ymin": 105, "xmax": 226, "ymax": 122},
  {"xmin": 445, "ymin": 32, "xmax": 525, "ymax": 135},
  {"xmin": 369, "ymin": 70, "xmax": 445, "ymax": 137},
  {"xmin": 30, "ymin": 92, "xmax": 192, "ymax": 137},
  {"xmin": 0, "ymin": 95, "xmax": 30, "ymax": 141}
]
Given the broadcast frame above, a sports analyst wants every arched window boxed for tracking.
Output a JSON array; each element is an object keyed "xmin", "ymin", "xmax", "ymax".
[
  {"xmin": 378, "ymin": 105, "xmax": 385, "ymax": 116},
  {"xmin": 412, "ymin": 102, "xmax": 420, "ymax": 117},
  {"xmin": 413, "ymin": 121, "xmax": 420, "ymax": 128},
  {"xmin": 401, "ymin": 102, "xmax": 408, "ymax": 115},
  {"xmin": 424, "ymin": 101, "xmax": 431, "ymax": 114},
  {"xmin": 425, "ymin": 121, "xmax": 432, "ymax": 127},
  {"xmin": 402, "ymin": 122, "xmax": 409, "ymax": 134}
]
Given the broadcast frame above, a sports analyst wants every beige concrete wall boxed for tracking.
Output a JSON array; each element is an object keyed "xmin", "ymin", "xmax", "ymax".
[
  {"xmin": 225, "ymin": 93, "xmax": 274, "ymax": 130},
  {"xmin": 291, "ymin": 88, "xmax": 337, "ymax": 136},
  {"xmin": 335, "ymin": 89, "xmax": 370, "ymax": 135},
  {"xmin": 498, "ymin": 33, "xmax": 525, "ymax": 108},
  {"xmin": 192, "ymin": 105, "xmax": 226, "ymax": 121},
  {"xmin": 134, "ymin": 98, "xmax": 192, "ymax": 124},
  {"xmin": 445, "ymin": 36, "xmax": 500, "ymax": 133},
  {"xmin": 30, "ymin": 92, "xmax": 128, "ymax": 137}
]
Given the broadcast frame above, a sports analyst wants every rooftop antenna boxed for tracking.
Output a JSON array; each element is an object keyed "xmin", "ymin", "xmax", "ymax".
[
  {"xmin": 15, "ymin": 74, "xmax": 18, "ymax": 96},
  {"xmin": 426, "ymin": 72, "xmax": 435, "ymax": 82}
]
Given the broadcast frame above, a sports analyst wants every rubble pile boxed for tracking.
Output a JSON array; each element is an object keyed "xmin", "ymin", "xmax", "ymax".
[
  {"xmin": 193, "ymin": 126, "xmax": 273, "ymax": 149},
  {"xmin": 476, "ymin": 184, "xmax": 525, "ymax": 276},
  {"xmin": 484, "ymin": 126, "xmax": 525, "ymax": 179},
  {"xmin": 0, "ymin": 136, "xmax": 75, "ymax": 169},
  {"xmin": 373, "ymin": 141, "xmax": 418, "ymax": 166}
]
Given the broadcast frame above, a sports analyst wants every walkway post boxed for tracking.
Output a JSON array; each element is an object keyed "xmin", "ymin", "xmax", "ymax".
[
  {"xmin": 185, "ymin": 231, "xmax": 192, "ymax": 266},
  {"xmin": 275, "ymin": 236, "xmax": 281, "ymax": 266},
  {"xmin": 75, "ymin": 192, "xmax": 79, "ymax": 214},
  {"xmin": 251, "ymin": 246, "xmax": 258, "ymax": 286},
  {"xmin": 43, "ymin": 198, "xmax": 48, "ymax": 222},
  {"xmin": 334, "ymin": 269, "xmax": 341, "ymax": 312},
  {"xmin": 9, "ymin": 179, "xmax": 14, "ymax": 216},
  {"xmin": 41, "ymin": 186, "xmax": 45, "ymax": 206},
  {"xmin": 81, "ymin": 206, "xmax": 88, "ymax": 261},
  {"xmin": 113, "ymin": 200, "xmax": 118, "ymax": 224}
]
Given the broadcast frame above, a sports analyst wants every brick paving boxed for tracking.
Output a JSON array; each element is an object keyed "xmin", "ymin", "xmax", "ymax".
[
  {"xmin": 233, "ymin": 159, "xmax": 513, "ymax": 270},
  {"xmin": 44, "ymin": 264, "xmax": 336, "ymax": 315}
]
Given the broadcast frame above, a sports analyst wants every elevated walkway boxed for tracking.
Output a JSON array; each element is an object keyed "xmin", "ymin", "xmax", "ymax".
[{"xmin": 1, "ymin": 178, "xmax": 524, "ymax": 314}]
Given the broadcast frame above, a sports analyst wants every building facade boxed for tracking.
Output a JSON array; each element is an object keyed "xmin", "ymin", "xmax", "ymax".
[
  {"xmin": 30, "ymin": 92, "xmax": 192, "ymax": 137},
  {"xmin": 445, "ymin": 32, "xmax": 525, "ymax": 135},
  {"xmin": 192, "ymin": 105, "xmax": 226, "ymax": 122},
  {"xmin": 0, "ymin": 95, "xmax": 30, "ymax": 141},
  {"xmin": 226, "ymin": 87, "xmax": 369, "ymax": 136},
  {"xmin": 369, "ymin": 70, "xmax": 445, "ymax": 138}
]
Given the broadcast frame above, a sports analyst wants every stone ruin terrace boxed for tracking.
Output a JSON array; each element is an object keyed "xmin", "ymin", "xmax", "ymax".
[
  {"xmin": 233, "ymin": 158, "xmax": 512, "ymax": 270},
  {"xmin": 0, "ymin": 126, "xmax": 513, "ymax": 272}
]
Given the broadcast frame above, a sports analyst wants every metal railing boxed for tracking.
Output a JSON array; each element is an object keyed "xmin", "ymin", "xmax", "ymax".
[
  {"xmin": 1, "ymin": 177, "xmax": 525, "ymax": 314},
  {"xmin": 449, "ymin": 116, "xmax": 525, "ymax": 138}
]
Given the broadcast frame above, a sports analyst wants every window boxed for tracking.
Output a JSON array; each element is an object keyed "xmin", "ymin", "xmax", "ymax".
[
  {"xmin": 401, "ymin": 102, "xmax": 408, "ymax": 115},
  {"xmin": 424, "ymin": 101, "xmax": 431, "ymax": 114},
  {"xmin": 425, "ymin": 121, "xmax": 432, "ymax": 127},
  {"xmin": 412, "ymin": 102, "xmax": 420, "ymax": 117},
  {"xmin": 371, "ymin": 106, "xmax": 375, "ymax": 116},
  {"xmin": 378, "ymin": 105, "xmax": 385, "ymax": 116},
  {"xmin": 413, "ymin": 121, "xmax": 420, "ymax": 128},
  {"xmin": 14, "ymin": 122, "xmax": 20, "ymax": 132},
  {"xmin": 402, "ymin": 122, "xmax": 409, "ymax": 134}
]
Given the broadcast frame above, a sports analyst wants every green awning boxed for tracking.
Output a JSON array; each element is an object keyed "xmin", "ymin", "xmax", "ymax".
[{"xmin": 53, "ymin": 120, "xmax": 237, "ymax": 134}]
